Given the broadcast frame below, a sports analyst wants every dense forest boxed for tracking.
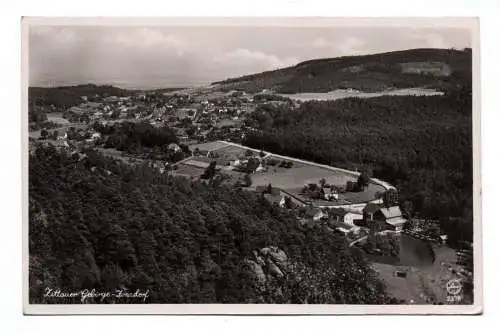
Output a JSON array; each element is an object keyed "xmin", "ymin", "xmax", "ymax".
[
  {"xmin": 243, "ymin": 90, "xmax": 473, "ymax": 245},
  {"xmin": 93, "ymin": 121, "xmax": 189, "ymax": 162},
  {"xmin": 29, "ymin": 145, "xmax": 398, "ymax": 304},
  {"xmin": 214, "ymin": 48, "xmax": 471, "ymax": 93}
]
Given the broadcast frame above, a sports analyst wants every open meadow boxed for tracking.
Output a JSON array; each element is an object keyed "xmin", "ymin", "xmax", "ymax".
[{"xmin": 181, "ymin": 141, "xmax": 388, "ymax": 205}]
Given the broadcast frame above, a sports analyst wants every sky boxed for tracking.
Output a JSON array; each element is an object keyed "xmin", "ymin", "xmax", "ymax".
[{"xmin": 28, "ymin": 25, "xmax": 472, "ymax": 89}]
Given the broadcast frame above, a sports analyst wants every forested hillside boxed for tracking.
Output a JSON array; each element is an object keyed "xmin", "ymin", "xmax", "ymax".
[
  {"xmin": 29, "ymin": 84, "xmax": 133, "ymax": 109},
  {"xmin": 214, "ymin": 48, "xmax": 471, "ymax": 93},
  {"xmin": 29, "ymin": 145, "xmax": 397, "ymax": 304},
  {"xmin": 243, "ymin": 90, "xmax": 473, "ymax": 245}
]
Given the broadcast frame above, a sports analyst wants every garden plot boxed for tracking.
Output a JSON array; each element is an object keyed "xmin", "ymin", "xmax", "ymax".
[{"xmin": 173, "ymin": 164, "xmax": 206, "ymax": 178}]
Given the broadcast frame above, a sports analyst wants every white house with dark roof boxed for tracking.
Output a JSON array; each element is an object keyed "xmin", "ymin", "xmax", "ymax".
[
  {"xmin": 377, "ymin": 206, "xmax": 407, "ymax": 231},
  {"xmin": 371, "ymin": 205, "xmax": 407, "ymax": 232}
]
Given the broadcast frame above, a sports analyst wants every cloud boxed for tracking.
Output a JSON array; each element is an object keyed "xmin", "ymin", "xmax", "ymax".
[
  {"xmin": 111, "ymin": 28, "xmax": 189, "ymax": 56},
  {"xmin": 311, "ymin": 37, "xmax": 330, "ymax": 48},
  {"xmin": 336, "ymin": 37, "xmax": 366, "ymax": 55},
  {"xmin": 216, "ymin": 48, "xmax": 298, "ymax": 69},
  {"xmin": 30, "ymin": 26, "xmax": 84, "ymax": 48},
  {"xmin": 29, "ymin": 25, "xmax": 471, "ymax": 88},
  {"xmin": 409, "ymin": 30, "xmax": 450, "ymax": 49}
]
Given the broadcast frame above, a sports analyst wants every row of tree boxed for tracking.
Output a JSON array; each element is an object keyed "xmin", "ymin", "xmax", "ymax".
[{"xmin": 93, "ymin": 121, "xmax": 189, "ymax": 162}]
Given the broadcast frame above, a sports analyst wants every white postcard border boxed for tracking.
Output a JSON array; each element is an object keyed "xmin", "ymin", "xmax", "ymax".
[{"xmin": 21, "ymin": 16, "xmax": 482, "ymax": 315}]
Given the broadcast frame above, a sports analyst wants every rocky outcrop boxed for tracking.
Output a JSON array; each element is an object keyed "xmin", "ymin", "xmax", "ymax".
[
  {"xmin": 244, "ymin": 246, "xmax": 290, "ymax": 284},
  {"xmin": 244, "ymin": 259, "xmax": 267, "ymax": 283},
  {"xmin": 266, "ymin": 258, "xmax": 284, "ymax": 278},
  {"xmin": 261, "ymin": 246, "xmax": 288, "ymax": 268}
]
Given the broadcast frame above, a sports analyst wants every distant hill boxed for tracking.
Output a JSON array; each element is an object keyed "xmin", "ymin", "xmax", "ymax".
[
  {"xmin": 213, "ymin": 48, "xmax": 472, "ymax": 93},
  {"xmin": 28, "ymin": 84, "xmax": 134, "ymax": 109},
  {"xmin": 28, "ymin": 84, "xmax": 186, "ymax": 109}
]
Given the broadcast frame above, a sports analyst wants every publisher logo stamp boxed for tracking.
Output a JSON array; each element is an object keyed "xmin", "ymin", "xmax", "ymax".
[
  {"xmin": 446, "ymin": 279, "xmax": 463, "ymax": 303},
  {"xmin": 446, "ymin": 279, "xmax": 462, "ymax": 295}
]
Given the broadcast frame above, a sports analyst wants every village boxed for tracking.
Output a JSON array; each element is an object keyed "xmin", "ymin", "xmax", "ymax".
[
  {"xmin": 28, "ymin": 85, "xmax": 473, "ymax": 305},
  {"xmin": 28, "ymin": 86, "xmax": 451, "ymax": 243}
]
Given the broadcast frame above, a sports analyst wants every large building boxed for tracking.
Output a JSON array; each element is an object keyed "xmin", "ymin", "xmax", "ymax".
[{"xmin": 362, "ymin": 204, "xmax": 407, "ymax": 232}]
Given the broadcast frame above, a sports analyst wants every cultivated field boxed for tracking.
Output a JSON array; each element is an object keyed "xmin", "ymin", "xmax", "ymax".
[
  {"xmin": 251, "ymin": 163, "xmax": 385, "ymax": 204},
  {"xmin": 97, "ymin": 147, "xmax": 148, "ymax": 165},
  {"xmin": 183, "ymin": 155, "xmax": 228, "ymax": 168},
  {"xmin": 189, "ymin": 141, "xmax": 230, "ymax": 153},
  {"xmin": 211, "ymin": 145, "xmax": 249, "ymax": 162},
  {"xmin": 173, "ymin": 164, "xmax": 205, "ymax": 178},
  {"xmin": 251, "ymin": 166, "xmax": 355, "ymax": 189},
  {"xmin": 46, "ymin": 112, "xmax": 70, "ymax": 125},
  {"xmin": 182, "ymin": 141, "xmax": 389, "ymax": 205}
]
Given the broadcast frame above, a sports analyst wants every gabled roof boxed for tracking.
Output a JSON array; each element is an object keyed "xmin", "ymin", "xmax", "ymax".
[
  {"xmin": 379, "ymin": 206, "xmax": 404, "ymax": 219},
  {"xmin": 386, "ymin": 217, "xmax": 407, "ymax": 227},
  {"xmin": 363, "ymin": 203, "xmax": 380, "ymax": 214}
]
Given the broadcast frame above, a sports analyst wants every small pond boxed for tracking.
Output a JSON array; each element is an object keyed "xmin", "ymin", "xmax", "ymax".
[{"xmin": 366, "ymin": 234, "xmax": 435, "ymax": 267}]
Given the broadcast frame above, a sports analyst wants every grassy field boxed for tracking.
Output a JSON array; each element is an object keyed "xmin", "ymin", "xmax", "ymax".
[
  {"xmin": 184, "ymin": 155, "xmax": 230, "ymax": 168},
  {"xmin": 341, "ymin": 184, "xmax": 384, "ymax": 203},
  {"xmin": 213, "ymin": 144, "xmax": 249, "ymax": 161},
  {"xmin": 46, "ymin": 112, "xmax": 70, "ymax": 125},
  {"xmin": 173, "ymin": 164, "xmax": 205, "ymax": 178},
  {"xmin": 189, "ymin": 141, "xmax": 230, "ymax": 153},
  {"xmin": 96, "ymin": 147, "xmax": 148, "ymax": 165},
  {"xmin": 183, "ymin": 142, "xmax": 386, "ymax": 204},
  {"xmin": 251, "ymin": 165, "xmax": 355, "ymax": 189}
]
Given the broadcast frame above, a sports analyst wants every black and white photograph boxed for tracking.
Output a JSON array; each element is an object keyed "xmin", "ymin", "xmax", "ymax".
[{"xmin": 22, "ymin": 17, "xmax": 481, "ymax": 314}]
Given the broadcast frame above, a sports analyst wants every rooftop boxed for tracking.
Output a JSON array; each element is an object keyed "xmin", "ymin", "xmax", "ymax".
[
  {"xmin": 386, "ymin": 217, "xmax": 407, "ymax": 227},
  {"xmin": 379, "ymin": 206, "xmax": 404, "ymax": 219}
]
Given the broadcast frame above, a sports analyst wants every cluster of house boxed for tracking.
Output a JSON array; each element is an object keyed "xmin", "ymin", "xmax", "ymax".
[
  {"xmin": 53, "ymin": 129, "xmax": 103, "ymax": 148},
  {"xmin": 67, "ymin": 92, "xmax": 202, "ymax": 130},
  {"xmin": 359, "ymin": 203, "xmax": 407, "ymax": 232},
  {"xmin": 198, "ymin": 101, "xmax": 246, "ymax": 126},
  {"xmin": 67, "ymin": 96, "xmax": 141, "ymax": 122},
  {"xmin": 296, "ymin": 201, "xmax": 407, "ymax": 235},
  {"xmin": 302, "ymin": 182, "xmax": 340, "ymax": 202}
]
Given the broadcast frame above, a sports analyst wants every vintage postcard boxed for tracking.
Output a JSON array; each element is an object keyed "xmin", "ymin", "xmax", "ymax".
[{"xmin": 22, "ymin": 17, "xmax": 482, "ymax": 315}]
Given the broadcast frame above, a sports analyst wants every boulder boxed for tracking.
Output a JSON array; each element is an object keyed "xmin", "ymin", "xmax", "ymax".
[
  {"xmin": 255, "ymin": 255, "xmax": 266, "ymax": 267},
  {"xmin": 252, "ymin": 250, "xmax": 266, "ymax": 266},
  {"xmin": 260, "ymin": 246, "xmax": 288, "ymax": 270},
  {"xmin": 260, "ymin": 247, "xmax": 271, "ymax": 256},
  {"xmin": 268, "ymin": 247, "xmax": 288, "ymax": 268},
  {"xmin": 244, "ymin": 259, "xmax": 267, "ymax": 283},
  {"xmin": 266, "ymin": 258, "xmax": 284, "ymax": 278}
]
